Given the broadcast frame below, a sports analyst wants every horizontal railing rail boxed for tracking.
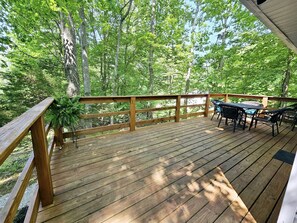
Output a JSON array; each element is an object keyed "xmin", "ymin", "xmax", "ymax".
[
  {"xmin": 1, "ymin": 93, "xmax": 297, "ymax": 222},
  {"xmin": 61, "ymin": 94, "xmax": 210, "ymax": 139}
]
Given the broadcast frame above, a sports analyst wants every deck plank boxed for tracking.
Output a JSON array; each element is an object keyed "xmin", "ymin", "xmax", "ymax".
[
  {"xmin": 36, "ymin": 117, "xmax": 297, "ymax": 223},
  {"xmin": 213, "ymin": 128, "xmax": 297, "ymax": 222}
]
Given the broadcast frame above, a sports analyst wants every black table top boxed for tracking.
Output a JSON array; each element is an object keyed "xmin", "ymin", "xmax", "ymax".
[{"xmin": 220, "ymin": 102, "xmax": 264, "ymax": 110}]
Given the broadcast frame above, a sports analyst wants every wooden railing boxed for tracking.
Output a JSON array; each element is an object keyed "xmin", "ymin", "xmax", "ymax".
[
  {"xmin": 60, "ymin": 93, "xmax": 297, "ymax": 140},
  {"xmin": 0, "ymin": 98, "xmax": 54, "ymax": 223},
  {"xmin": 0, "ymin": 93, "xmax": 297, "ymax": 222},
  {"xmin": 61, "ymin": 94, "xmax": 210, "ymax": 139}
]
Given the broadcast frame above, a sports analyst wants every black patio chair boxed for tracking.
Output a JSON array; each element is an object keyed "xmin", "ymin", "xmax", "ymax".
[
  {"xmin": 218, "ymin": 105, "xmax": 241, "ymax": 132},
  {"xmin": 211, "ymin": 99, "xmax": 223, "ymax": 120},
  {"xmin": 283, "ymin": 104, "xmax": 297, "ymax": 131},
  {"xmin": 241, "ymin": 101, "xmax": 263, "ymax": 130},
  {"xmin": 279, "ymin": 107, "xmax": 296, "ymax": 128},
  {"xmin": 292, "ymin": 112, "xmax": 297, "ymax": 131},
  {"xmin": 288, "ymin": 103, "xmax": 297, "ymax": 109},
  {"xmin": 249, "ymin": 108, "xmax": 289, "ymax": 136}
]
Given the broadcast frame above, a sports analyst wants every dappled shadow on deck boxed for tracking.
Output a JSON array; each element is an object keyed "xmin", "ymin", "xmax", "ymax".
[{"xmin": 37, "ymin": 117, "xmax": 297, "ymax": 223}]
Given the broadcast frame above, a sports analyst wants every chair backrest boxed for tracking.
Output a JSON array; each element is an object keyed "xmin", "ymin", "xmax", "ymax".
[
  {"xmin": 211, "ymin": 99, "xmax": 223, "ymax": 112},
  {"xmin": 288, "ymin": 103, "xmax": 297, "ymax": 109},
  {"xmin": 220, "ymin": 105, "xmax": 240, "ymax": 119},
  {"xmin": 270, "ymin": 112, "xmax": 282, "ymax": 123},
  {"xmin": 264, "ymin": 108, "xmax": 290, "ymax": 123}
]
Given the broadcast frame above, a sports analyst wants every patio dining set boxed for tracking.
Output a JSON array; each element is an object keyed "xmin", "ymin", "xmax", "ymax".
[{"xmin": 211, "ymin": 99, "xmax": 297, "ymax": 136}]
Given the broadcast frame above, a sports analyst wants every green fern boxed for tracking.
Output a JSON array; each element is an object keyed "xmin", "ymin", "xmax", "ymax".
[{"xmin": 48, "ymin": 96, "xmax": 84, "ymax": 129}]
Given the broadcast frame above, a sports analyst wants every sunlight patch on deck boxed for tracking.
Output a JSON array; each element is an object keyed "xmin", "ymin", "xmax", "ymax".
[{"xmin": 151, "ymin": 166, "xmax": 168, "ymax": 186}]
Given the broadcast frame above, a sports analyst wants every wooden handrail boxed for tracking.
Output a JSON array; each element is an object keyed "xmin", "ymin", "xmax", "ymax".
[
  {"xmin": 0, "ymin": 97, "xmax": 54, "ymax": 165},
  {"xmin": 0, "ymin": 97, "xmax": 54, "ymax": 222}
]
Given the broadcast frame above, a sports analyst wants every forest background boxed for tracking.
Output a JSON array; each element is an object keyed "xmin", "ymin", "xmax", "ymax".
[{"xmin": 1, "ymin": 0, "xmax": 297, "ymax": 128}]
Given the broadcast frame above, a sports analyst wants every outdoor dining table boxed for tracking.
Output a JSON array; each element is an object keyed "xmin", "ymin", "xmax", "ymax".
[
  {"xmin": 219, "ymin": 102, "xmax": 264, "ymax": 130},
  {"xmin": 220, "ymin": 102, "xmax": 264, "ymax": 110}
]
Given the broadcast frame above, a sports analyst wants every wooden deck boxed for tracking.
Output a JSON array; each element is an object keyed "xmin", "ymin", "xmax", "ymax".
[{"xmin": 36, "ymin": 117, "xmax": 297, "ymax": 223}]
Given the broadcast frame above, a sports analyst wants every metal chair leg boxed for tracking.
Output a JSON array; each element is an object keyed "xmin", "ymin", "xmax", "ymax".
[
  {"xmin": 218, "ymin": 116, "xmax": 222, "ymax": 127},
  {"xmin": 249, "ymin": 118, "xmax": 254, "ymax": 131},
  {"xmin": 211, "ymin": 112, "xmax": 215, "ymax": 120},
  {"xmin": 233, "ymin": 119, "xmax": 236, "ymax": 132}
]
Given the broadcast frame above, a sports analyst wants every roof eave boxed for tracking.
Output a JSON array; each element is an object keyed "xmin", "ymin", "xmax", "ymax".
[{"xmin": 240, "ymin": 0, "xmax": 297, "ymax": 54}]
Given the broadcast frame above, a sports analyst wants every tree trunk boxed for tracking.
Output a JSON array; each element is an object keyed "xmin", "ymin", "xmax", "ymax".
[
  {"xmin": 280, "ymin": 50, "xmax": 293, "ymax": 106},
  {"xmin": 148, "ymin": 0, "xmax": 156, "ymax": 95},
  {"xmin": 184, "ymin": 1, "xmax": 200, "ymax": 95},
  {"xmin": 184, "ymin": 2, "xmax": 200, "ymax": 114},
  {"xmin": 218, "ymin": 18, "xmax": 228, "ymax": 92},
  {"xmin": 102, "ymin": 52, "xmax": 108, "ymax": 95},
  {"xmin": 146, "ymin": 0, "xmax": 156, "ymax": 119},
  {"xmin": 111, "ymin": 0, "xmax": 133, "ymax": 125},
  {"xmin": 60, "ymin": 12, "xmax": 80, "ymax": 97},
  {"xmin": 79, "ymin": 7, "xmax": 91, "ymax": 97},
  {"xmin": 80, "ymin": 6, "xmax": 91, "ymax": 128},
  {"xmin": 113, "ymin": 0, "xmax": 133, "ymax": 96},
  {"xmin": 113, "ymin": 21, "xmax": 122, "ymax": 96},
  {"xmin": 90, "ymin": 8, "xmax": 98, "ymax": 45}
]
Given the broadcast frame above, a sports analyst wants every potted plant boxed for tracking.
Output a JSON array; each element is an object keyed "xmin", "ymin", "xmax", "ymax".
[{"xmin": 49, "ymin": 96, "xmax": 84, "ymax": 148}]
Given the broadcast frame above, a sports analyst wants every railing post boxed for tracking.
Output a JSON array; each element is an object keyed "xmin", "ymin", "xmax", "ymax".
[
  {"xmin": 130, "ymin": 97, "xmax": 136, "ymax": 131},
  {"xmin": 262, "ymin": 96, "xmax": 268, "ymax": 108},
  {"xmin": 54, "ymin": 127, "xmax": 64, "ymax": 148},
  {"xmin": 175, "ymin": 95, "xmax": 181, "ymax": 122},
  {"xmin": 30, "ymin": 116, "xmax": 53, "ymax": 206},
  {"xmin": 204, "ymin": 94, "xmax": 210, "ymax": 117},
  {"xmin": 224, "ymin": 93, "xmax": 229, "ymax": 102}
]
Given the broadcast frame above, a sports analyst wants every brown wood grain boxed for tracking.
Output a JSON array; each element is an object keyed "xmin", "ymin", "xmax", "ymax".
[
  {"xmin": 180, "ymin": 111, "xmax": 204, "ymax": 119},
  {"xmin": 179, "ymin": 104, "xmax": 205, "ymax": 108},
  {"xmin": 175, "ymin": 96, "xmax": 181, "ymax": 122},
  {"xmin": 136, "ymin": 106, "xmax": 176, "ymax": 113},
  {"xmin": 204, "ymin": 94, "xmax": 210, "ymax": 117},
  {"xmin": 63, "ymin": 123, "xmax": 130, "ymax": 138},
  {"xmin": 45, "ymin": 123, "xmax": 51, "ymax": 136},
  {"xmin": 79, "ymin": 97, "xmax": 130, "ymax": 104},
  {"xmin": 136, "ymin": 116, "xmax": 175, "ymax": 126},
  {"xmin": 24, "ymin": 186, "xmax": 40, "ymax": 223},
  {"xmin": 130, "ymin": 97, "xmax": 136, "ymax": 131},
  {"xmin": 0, "ymin": 154, "xmax": 34, "ymax": 223},
  {"xmin": 0, "ymin": 97, "xmax": 53, "ymax": 165},
  {"xmin": 35, "ymin": 118, "xmax": 297, "ymax": 223},
  {"xmin": 54, "ymin": 127, "xmax": 63, "ymax": 147},
  {"xmin": 80, "ymin": 110, "xmax": 129, "ymax": 119},
  {"xmin": 31, "ymin": 116, "xmax": 53, "ymax": 206}
]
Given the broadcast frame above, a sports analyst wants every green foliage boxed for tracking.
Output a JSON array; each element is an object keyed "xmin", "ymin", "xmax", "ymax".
[
  {"xmin": 48, "ymin": 96, "xmax": 84, "ymax": 129},
  {"xmin": 0, "ymin": 0, "xmax": 297, "ymax": 128}
]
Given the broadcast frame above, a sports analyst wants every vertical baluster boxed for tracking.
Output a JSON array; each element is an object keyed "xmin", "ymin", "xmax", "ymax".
[
  {"xmin": 31, "ymin": 116, "xmax": 53, "ymax": 206},
  {"xmin": 175, "ymin": 95, "xmax": 181, "ymax": 122},
  {"xmin": 224, "ymin": 93, "xmax": 229, "ymax": 102},
  {"xmin": 262, "ymin": 96, "xmax": 268, "ymax": 108},
  {"xmin": 130, "ymin": 97, "xmax": 136, "ymax": 131},
  {"xmin": 54, "ymin": 127, "xmax": 64, "ymax": 148},
  {"xmin": 204, "ymin": 94, "xmax": 210, "ymax": 117}
]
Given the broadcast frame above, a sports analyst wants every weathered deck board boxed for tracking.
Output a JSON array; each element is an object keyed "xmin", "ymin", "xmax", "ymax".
[{"xmin": 37, "ymin": 117, "xmax": 297, "ymax": 223}]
